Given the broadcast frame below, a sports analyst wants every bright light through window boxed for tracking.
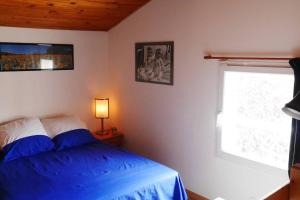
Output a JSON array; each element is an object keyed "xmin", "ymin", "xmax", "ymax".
[
  {"xmin": 220, "ymin": 69, "xmax": 293, "ymax": 170},
  {"xmin": 40, "ymin": 59, "xmax": 53, "ymax": 69}
]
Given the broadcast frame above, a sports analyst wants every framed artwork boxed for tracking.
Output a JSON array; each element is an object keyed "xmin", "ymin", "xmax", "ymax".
[
  {"xmin": 0, "ymin": 42, "xmax": 74, "ymax": 72},
  {"xmin": 135, "ymin": 41, "xmax": 174, "ymax": 85}
]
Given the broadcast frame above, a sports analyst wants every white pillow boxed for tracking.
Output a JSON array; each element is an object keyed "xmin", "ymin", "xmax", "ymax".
[
  {"xmin": 0, "ymin": 118, "xmax": 48, "ymax": 148},
  {"xmin": 41, "ymin": 116, "xmax": 87, "ymax": 138}
]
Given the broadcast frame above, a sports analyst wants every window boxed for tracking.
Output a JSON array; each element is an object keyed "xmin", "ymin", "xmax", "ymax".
[
  {"xmin": 40, "ymin": 59, "xmax": 53, "ymax": 69},
  {"xmin": 218, "ymin": 66, "xmax": 293, "ymax": 170}
]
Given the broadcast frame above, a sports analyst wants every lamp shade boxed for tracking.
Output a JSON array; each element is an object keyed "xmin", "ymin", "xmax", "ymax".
[
  {"xmin": 282, "ymin": 91, "xmax": 300, "ymax": 120},
  {"xmin": 95, "ymin": 98, "xmax": 109, "ymax": 119}
]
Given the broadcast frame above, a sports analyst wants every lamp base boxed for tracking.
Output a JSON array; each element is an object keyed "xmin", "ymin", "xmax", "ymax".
[{"xmin": 96, "ymin": 118, "xmax": 108, "ymax": 135}]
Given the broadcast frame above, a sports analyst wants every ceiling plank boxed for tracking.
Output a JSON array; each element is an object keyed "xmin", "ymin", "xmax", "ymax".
[{"xmin": 0, "ymin": 0, "xmax": 151, "ymax": 31}]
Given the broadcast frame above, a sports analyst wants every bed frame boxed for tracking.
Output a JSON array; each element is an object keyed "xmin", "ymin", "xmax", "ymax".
[{"xmin": 265, "ymin": 164, "xmax": 300, "ymax": 200}]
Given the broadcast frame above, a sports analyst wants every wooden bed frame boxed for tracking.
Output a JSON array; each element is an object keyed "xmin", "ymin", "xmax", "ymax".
[{"xmin": 265, "ymin": 164, "xmax": 300, "ymax": 200}]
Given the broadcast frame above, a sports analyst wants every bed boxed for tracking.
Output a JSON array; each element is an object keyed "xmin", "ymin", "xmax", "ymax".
[{"xmin": 0, "ymin": 140, "xmax": 187, "ymax": 200}]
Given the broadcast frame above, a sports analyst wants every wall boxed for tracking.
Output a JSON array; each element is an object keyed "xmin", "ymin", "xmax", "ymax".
[
  {"xmin": 108, "ymin": 0, "xmax": 300, "ymax": 199},
  {"xmin": 0, "ymin": 27, "xmax": 109, "ymax": 131}
]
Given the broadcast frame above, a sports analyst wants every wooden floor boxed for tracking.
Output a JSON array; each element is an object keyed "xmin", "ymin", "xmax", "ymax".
[
  {"xmin": 264, "ymin": 184, "xmax": 289, "ymax": 200},
  {"xmin": 186, "ymin": 190, "xmax": 208, "ymax": 200}
]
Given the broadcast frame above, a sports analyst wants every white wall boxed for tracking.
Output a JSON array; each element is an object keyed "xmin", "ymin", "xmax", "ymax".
[
  {"xmin": 108, "ymin": 0, "xmax": 300, "ymax": 199},
  {"xmin": 0, "ymin": 27, "xmax": 109, "ymax": 131}
]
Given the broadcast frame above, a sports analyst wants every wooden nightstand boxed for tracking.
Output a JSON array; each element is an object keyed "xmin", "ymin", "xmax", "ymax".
[{"xmin": 93, "ymin": 132, "xmax": 124, "ymax": 147}]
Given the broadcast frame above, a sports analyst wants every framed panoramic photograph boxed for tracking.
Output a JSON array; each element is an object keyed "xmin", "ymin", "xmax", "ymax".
[
  {"xmin": 0, "ymin": 42, "xmax": 74, "ymax": 72},
  {"xmin": 135, "ymin": 41, "xmax": 174, "ymax": 85}
]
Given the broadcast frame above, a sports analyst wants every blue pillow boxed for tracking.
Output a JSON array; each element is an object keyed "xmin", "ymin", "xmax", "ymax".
[
  {"xmin": 1, "ymin": 135, "xmax": 55, "ymax": 162},
  {"xmin": 52, "ymin": 129, "xmax": 96, "ymax": 150}
]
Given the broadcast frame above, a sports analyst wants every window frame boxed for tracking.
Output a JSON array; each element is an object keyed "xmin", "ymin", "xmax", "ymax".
[{"xmin": 216, "ymin": 64, "xmax": 293, "ymax": 174}]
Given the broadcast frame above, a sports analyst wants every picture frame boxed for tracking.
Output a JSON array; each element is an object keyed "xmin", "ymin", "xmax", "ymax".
[
  {"xmin": 135, "ymin": 41, "xmax": 174, "ymax": 85},
  {"xmin": 0, "ymin": 42, "xmax": 74, "ymax": 72}
]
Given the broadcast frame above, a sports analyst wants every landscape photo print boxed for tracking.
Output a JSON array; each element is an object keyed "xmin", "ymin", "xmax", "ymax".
[
  {"xmin": 0, "ymin": 43, "xmax": 74, "ymax": 72},
  {"xmin": 135, "ymin": 41, "xmax": 174, "ymax": 85}
]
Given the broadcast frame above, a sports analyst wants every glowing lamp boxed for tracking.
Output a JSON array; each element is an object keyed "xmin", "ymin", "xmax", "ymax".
[{"xmin": 95, "ymin": 98, "xmax": 109, "ymax": 134}]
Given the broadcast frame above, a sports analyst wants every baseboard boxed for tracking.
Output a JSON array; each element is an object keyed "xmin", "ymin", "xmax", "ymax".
[{"xmin": 186, "ymin": 189, "xmax": 208, "ymax": 200}]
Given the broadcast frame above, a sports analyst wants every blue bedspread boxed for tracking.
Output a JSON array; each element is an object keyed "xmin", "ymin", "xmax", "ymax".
[{"xmin": 0, "ymin": 141, "xmax": 187, "ymax": 200}]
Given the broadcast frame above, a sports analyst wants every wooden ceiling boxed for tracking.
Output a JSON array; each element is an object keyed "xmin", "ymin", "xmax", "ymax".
[{"xmin": 0, "ymin": 0, "xmax": 151, "ymax": 31}]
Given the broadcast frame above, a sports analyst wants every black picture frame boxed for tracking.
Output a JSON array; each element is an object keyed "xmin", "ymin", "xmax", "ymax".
[
  {"xmin": 0, "ymin": 42, "xmax": 74, "ymax": 72},
  {"xmin": 135, "ymin": 41, "xmax": 174, "ymax": 85}
]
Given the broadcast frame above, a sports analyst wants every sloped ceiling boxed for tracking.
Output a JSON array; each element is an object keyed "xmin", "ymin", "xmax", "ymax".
[{"xmin": 0, "ymin": 0, "xmax": 151, "ymax": 31}]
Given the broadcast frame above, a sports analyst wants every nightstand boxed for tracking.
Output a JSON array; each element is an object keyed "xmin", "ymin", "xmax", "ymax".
[{"xmin": 93, "ymin": 132, "xmax": 124, "ymax": 147}]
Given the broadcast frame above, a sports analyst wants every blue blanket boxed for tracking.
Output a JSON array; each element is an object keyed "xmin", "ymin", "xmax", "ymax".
[{"xmin": 0, "ymin": 141, "xmax": 187, "ymax": 200}]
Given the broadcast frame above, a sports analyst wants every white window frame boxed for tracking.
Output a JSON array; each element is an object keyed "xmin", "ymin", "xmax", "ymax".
[{"xmin": 216, "ymin": 64, "xmax": 293, "ymax": 174}]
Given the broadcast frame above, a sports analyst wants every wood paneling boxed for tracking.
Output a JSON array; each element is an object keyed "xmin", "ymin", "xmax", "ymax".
[
  {"xmin": 0, "ymin": 0, "xmax": 151, "ymax": 31},
  {"xmin": 186, "ymin": 189, "xmax": 208, "ymax": 200}
]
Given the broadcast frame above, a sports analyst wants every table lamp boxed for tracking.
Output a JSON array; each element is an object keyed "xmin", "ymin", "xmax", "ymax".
[{"xmin": 95, "ymin": 98, "xmax": 109, "ymax": 134}]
